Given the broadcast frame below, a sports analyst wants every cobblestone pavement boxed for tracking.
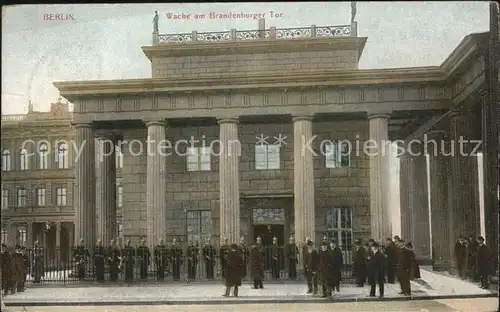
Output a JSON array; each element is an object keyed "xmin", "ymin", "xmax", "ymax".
[{"xmin": 2, "ymin": 298, "xmax": 499, "ymax": 312}]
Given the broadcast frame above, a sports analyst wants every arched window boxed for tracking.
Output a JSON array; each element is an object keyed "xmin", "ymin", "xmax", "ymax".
[
  {"xmin": 56, "ymin": 142, "xmax": 68, "ymax": 169},
  {"xmin": 1, "ymin": 149, "xmax": 11, "ymax": 172},
  {"xmin": 20, "ymin": 149, "xmax": 29, "ymax": 171},
  {"xmin": 38, "ymin": 143, "xmax": 48, "ymax": 169}
]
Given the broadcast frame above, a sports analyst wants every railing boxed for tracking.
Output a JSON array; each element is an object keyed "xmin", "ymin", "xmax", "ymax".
[
  {"xmin": 12, "ymin": 245, "xmax": 357, "ymax": 285},
  {"xmin": 158, "ymin": 25, "xmax": 353, "ymax": 44}
]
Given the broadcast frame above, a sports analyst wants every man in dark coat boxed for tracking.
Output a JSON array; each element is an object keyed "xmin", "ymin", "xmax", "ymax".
[
  {"xmin": 330, "ymin": 240, "xmax": 343, "ymax": 292},
  {"xmin": 219, "ymin": 238, "xmax": 229, "ymax": 278},
  {"xmin": 384, "ymin": 237, "xmax": 397, "ymax": 283},
  {"xmin": 302, "ymin": 237, "xmax": 311, "ymax": 287},
  {"xmin": 397, "ymin": 239, "xmax": 412, "ymax": 295},
  {"xmin": 466, "ymin": 235, "xmax": 479, "ymax": 282},
  {"xmin": 305, "ymin": 240, "xmax": 319, "ymax": 294},
  {"xmin": 476, "ymin": 236, "xmax": 493, "ymax": 289},
  {"xmin": 21, "ymin": 246, "xmax": 30, "ymax": 290},
  {"xmin": 239, "ymin": 236, "xmax": 249, "ymax": 279},
  {"xmin": 1, "ymin": 243, "xmax": 12, "ymax": 295},
  {"xmin": 187, "ymin": 240, "xmax": 199, "ymax": 280},
  {"xmin": 107, "ymin": 239, "xmax": 121, "ymax": 282},
  {"xmin": 73, "ymin": 239, "xmax": 89, "ymax": 280},
  {"xmin": 250, "ymin": 236, "xmax": 265, "ymax": 289},
  {"xmin": 270, "ymin": 237, "xmax": 282, "ymax": 279},
  {"xmin": 169, "ymin": 237, "xmax": 183, "ymax": 281},
  {"xmin": 136, "ymin": 238, "xmax": 151, "ymax": 281},
  {"xmin": 223, "ymin": 244, "xmax": 243, "ymax": 297},
  {"xmin": 319, "ymin": 241, "xmax": 333, "ymax": 298},
  {"xmin": 154, "ymin": 239, "xmax": 168, "ymax": 281},
  {"xmin": 406, "ymin": 242, "xmax": 421, "ymax": 280},
  {"xmin": 454, "ymin": 236, "xmax": 467, "ymax": 278},
  {"xmin": 31, "ymin": 240, "xmax": 44, "ymax": 284},
  {"xmin": 285, "ymin": 236, "xmax": 299, "ymax": 280},
  {"xmin": 368, "ymin": 242, "xmax": 386, "ymax": 298},
  {"xmin": 352, "ymin": 239, "xmax": 366, "ymax": 287},
  {"xmin": 202, "ymin": 238, "xmax": 216, "ymax": 280},
  {"xmin": 13, "ymin": 245, "xmax": 24, "ymax": 293},
  {"xmin": 94, "ymin": 239, "xmax": 106, "ymax": 282},
  {"xmin": 123, "ymin": 239, "xmax": 136, "ymax": 282}
]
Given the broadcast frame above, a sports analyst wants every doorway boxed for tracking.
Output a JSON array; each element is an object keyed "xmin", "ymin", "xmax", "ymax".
[{"xmin": 253, "ymin": 224, "xmax": 285, "ymax": 246}]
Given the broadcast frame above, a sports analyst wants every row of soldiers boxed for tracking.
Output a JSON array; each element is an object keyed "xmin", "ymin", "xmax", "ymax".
[{"xmin": 1, "ymin": 244, "xmax": 30, "ymax": 296}]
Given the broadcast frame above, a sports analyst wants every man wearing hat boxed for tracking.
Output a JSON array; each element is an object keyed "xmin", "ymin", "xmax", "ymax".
[
  {"xmin": 330, "ymin": 240, "xmax": 343, "ymax": 292},
  {"xmin": 476, "ymin": 236, "xmax": 493, "ymax": 289},
  {"xmin": 223, "ymin": 243, "xmax": 243, "ymax": 297},
  {"xmin": 14, "ymin": 245, "xmax": 26, "ymax": 292},
  {"xmin": 352, "ymin": 239, "xmax": 366, "ymax": 287},
  {"xmin": 319, "ymin": 241, "xmax": 333, "ymax": 298},
  {"xmin": 367, "ymin": 242, "xmax": 386, "ymax": 298},
  {"xmin": 250, "ymin": 237, "xmax": 265, "ymax": 289},
  {"xmin": 305, "ymin": 240, "xmax": 319, "ymax": 294},
  {"xmin": 1, "ymin": 243, "xmax": 12, "ymax": 295},
  {"xmin": 285, "ymin": 236, "xmax": 299, "ymax": 280}
]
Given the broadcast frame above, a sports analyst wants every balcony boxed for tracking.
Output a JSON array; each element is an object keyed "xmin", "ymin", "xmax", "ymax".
[{"xmin": 157, "ymin": 24, "xmax": 355, "ymax": 45}]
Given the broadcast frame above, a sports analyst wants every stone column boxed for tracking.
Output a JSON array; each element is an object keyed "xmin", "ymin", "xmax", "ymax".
[
  {"xmin": 410, "ymin": 154, "xmax": 431, "ymax": 260},
  {"xmin": 427, "ymin": 131, "xmax": 451, "ymax": 270},
  {"xmin": 368, "ymin": 114, "xmax": 391, "ymax": 240},
  {"xmin": 448, "ymin": 112, "xmax": 480, "ymax": 240},
  {"xmin": 218, "ymin": 118, "xmax": 241, "ymax": 244},
  {"xmin": 97, "ymin": 135, "xmax": 117, "ymax": 245},
  {"xmin": 399, "ymin": 154, "xmax": 413, "ymax": 240},
  {"xmin": 293, "ymin": 114, "xmax": 315, "ymax": 266},
  {"xmin": 145, "ymin": 120, "xmax": 167, "ymax": 246},
  {"xmin": 73, "ymin": 123, "xmax": 96, "ymax": 251}
]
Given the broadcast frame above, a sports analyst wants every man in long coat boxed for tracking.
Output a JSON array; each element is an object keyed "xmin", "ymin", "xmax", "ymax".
[
  {"xmin": 94, "ymin": 239, "xmax": 106, "ymax": 282},
  {"xmin": 239, "ymin": 236, "xmax": 249, "ymax": 279},
  {"xmin": 187, "ymin": 240, "xmax": 199, "ymax": 280},
  {"xmin": 466, "ymin": 235, "xmax": 479, "ymax": 282},
  {"xmin": 31, "ymin": 241, "xmax": 44, "ymax": 283},
  {"xmin": 169, "ymin": 237, "xmax": 183, "ymax": 281},
  {"xmin": 250, "ymin": 237, "xmax": 265, "ymax": 289},
  {"xmin": 352, "ymin": 239, "xmax": 366, "ymax": 287},
  {"xmin": 330, "ymin": 240, "xmax": 343, "ymax": 292},
  {"xmin": 136, "ymin": 238, "xmax": 151, "ymax": 281},
  {"xmin": 476, "ymin": 236, "xmax": 493, "ymax": 289},
  {"xmin": 123, "ymin": 240, "xmax": 136, "ymax": 282},
  {"xmin": 154, "ymin": 239, "xmax": 168, "ymax": 281},
  {"xmin": 73, "ymin": 239, "xmax": 89, "ymax": 281},
  {"xmin": 107, "ymin": 239, "xmax": 121, "ymax": 282},
  {"xmin": 305, "ymin": 240, "xmax": 319, "ymax": 294},
  {"xmin": 219, "ymin": 238, "xmax": 229, "ymax": 278},
  {"xmin": 223, "ymin": 244, "xmax": 243, "ymax": 297},
  {"xmin": 454, "ymin": 236, "xmax": 467, "ymax": 278},
  {"xmin": 14, "ymin": 245, "xmax": 26, "ymax": 292},
  {"xmin": 397, "ymin": 239, "xmax": 412, "ymax": 295},
  {"xmin": 1, "ymin": 244, "xmax": 12, "ymax": 295},
  {"xmin": 384, "ymin": 237, "xmax": 397, "ymax": 283},
  {"xmin": 21, "ymin": 246, "xmax": 30, "ymax": 290},
  {"xmin": 285, "ymin": 236, "xmax": 299, "ymax": 280},
  {"xmin": 202, "ymin": 238, "xmax": 216, "ymax": 280},
  {"xmin": 368, "ymin": 242, "xmax": 386, "ymax": 298},
  {"xmin": 319, "ymin": 241, "xmax": 333, "ymax": 298},
  {"xmin": 269, "ymin": 237, "xmax": 282, "ymax": 279}
]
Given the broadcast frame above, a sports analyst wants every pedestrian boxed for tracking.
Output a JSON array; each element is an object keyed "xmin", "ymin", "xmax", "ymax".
[
  {"xmin": 107, "ymin": 239, "xmax": 121, "ymax": 282},
  {"xmin": 466, "ymin": 234, "xmax": 479, "ymax": 282},
  {"xmin": 136, "ymin": 238, "xmax": 151, "ymax": 281},
  {"xmin": 169, "ymin": 237, "xmax": 183, "ymax": 281},
  {"xmin": 154, "ymin": 239, "xmax": 168, "ymax": 282},
  {"xmin": 31, "ymin": 241, "xmax": 44, "ymax": 284},
  {"xmin": 94, "ymin": 239, "xmax": 106, "ymax": 282},
  {"xmin": 74, "ymin": 238, "xmax": 89, "ymax": 280},
  {"xmin": 1, "ymin": 244, "xmax": 12, "ymax": 295},
  {"xmin": 397, "ymin": 239, "xmax": 412, "ymax": 296},
  {"xmin": 269, "ymin": 237, "xmax": 282, "ymax": 280},
  {"xmin": 330, "ymin": 240, "xmax": 343, "ymax": 292},
  {"xmin": 219, "ymin": 238, "xmax": 229, "ymax": 279},
  {"xmin": 476, "ymin": 236, "xmax": 492, "ymax": 289},
  {"xmin": 222, "ymin": 244, "xmax": 243, "ymax": 297},
  {"xmin": 368, "ymin": 242, "xmax": 386, "ymax": 298},
  {"xmin": 384, "ymin": 237, "xmax": 397, "ymax": 283},
  {"xmin": 14, "ymin": 245, "xmax": 25, "ymax": 292},
  {"xmin": 239, "ymin": 236, "xmax": 249, "ymax": 280},
  {"xmin": 250, "ymin": 237, "xmax": 264, "ymax": 289},
  {"xmin": 454, "ymin": 236, "xmax": 467, "ymax": 279},
  {"xmin": 123, "ymin": 240, "xmax": 135, "ymax": 283},
  {"xmin": 352, "ymin": 239, "xmax": 366, "ymax": 287},
  {"xmin": 305, "ymin": 240, "xmax": 319, "ymax": 294},
  {"xmin": 319, "ymin": 241, "xmax": 333, "ymax": 298},
  {"xmin": 285, "ymin": 236, "xmax": 298, "ymax": 280},
  {"xmin": 202, "ymin": 238, "xmax": 216, "ymax": 280}
]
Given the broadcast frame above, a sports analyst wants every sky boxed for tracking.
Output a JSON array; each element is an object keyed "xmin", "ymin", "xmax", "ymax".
[{"xmin": 1, "ymin": 2, "xmax": 490, "ymax": 115}]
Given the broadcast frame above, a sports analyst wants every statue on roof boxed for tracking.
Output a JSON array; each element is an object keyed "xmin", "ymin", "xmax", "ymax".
[
  {"xmin": 351, "ymin": 2, "xmax": 357, "ymax": 23},
  {"xmin": 153, "ymin": 11, "xmax": 159, "ymax": 33}
]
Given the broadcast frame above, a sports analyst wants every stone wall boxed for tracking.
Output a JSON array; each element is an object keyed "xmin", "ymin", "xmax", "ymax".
[
  {"xmin": 119, "ymin": 120, "xmax": 370, "ymax": 245},
  {"xmin": 152, "ymin": 50, "xmax": 358, "ymax": 79}
]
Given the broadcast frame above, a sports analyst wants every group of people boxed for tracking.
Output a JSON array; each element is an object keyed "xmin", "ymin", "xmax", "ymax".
[
  {"xmin": 1, "ymin": 244, "xmax": 31, "ymax": 296},
  {"xmin": 454, "ymin": 235, "xmax": 494, "ymax": 289}
]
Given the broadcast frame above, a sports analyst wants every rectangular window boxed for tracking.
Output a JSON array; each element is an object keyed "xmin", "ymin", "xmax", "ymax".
[
  {"xmin": 186, "ymin": 147, "xmax": 211, "ymax": 172},
  {"xmin": 56, "ymin": 187, "xmax": 67, "ymax": 206},
  {"xmin": 17, "ymin": 227, "xmax": 27, "ymax": 246},
  {"xmin": 255, "ymin": 144, "xmax": 280, "ymax": 170},
  {"xmin": 1, "ymin": 230, "xmax": 7, "ymax": 244},
  {"xmin": 117, "ymin": 185, "xmax": 123, "ymax": 208},
  {"xmin": 185, "ymin": 210, "xmax": 212, "ymax": 244},
  {"xmin": 325, "ymin": 206, "xmax": 353, "ymax": 265},
  {"xmin": 36, "ymin": 188, "xmax": 46, "ymax": 206},
  {"xmin": 17, "ymin": 189, "xmax": 26, "ymax": 207},
  {"xmin": 1, "ymin": 189, "xmax": 8, "ymax": 210},
  {"xmin": 325, "ymin": 141, "xmax": 350, "ymax": 168}
]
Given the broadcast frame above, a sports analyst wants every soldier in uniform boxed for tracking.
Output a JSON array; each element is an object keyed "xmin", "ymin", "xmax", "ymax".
[
  {"xmin": 31, "ymin": 240, "xmax": 44, "ymax": 283},
  {"xmin": 285, "ymin": 236, "xmax": 299, "ymax": 280},
  {"xmin": 466, "ymin": 235, "xmax": 479, "ymax": 282},
  {"xmin": 454, "ymin": 236, "xmax": 467, "ymax": 278},
  {"xmin": 476, "ymin": 236, "xmax": 493, "ymax": 289},
  {"xmin": 368, "ymin": 242, "xmax": 386, "ymax": 298},
  {"xmin": 1, "ymin": 243, "xmax": 11, "ymax": 295},
  {"xmin": 305, "ymin": 240, "xmax": 319, "ymax": 294},
  {"xmin": 330, "ymin": 240, "xmax": 343, "ymax": 292},
  {"xmin": 187, "ymin": 240, "xmax": 199, "ymax": 280},
  {"xmin": 94, "ymin": 239, "xmax": 106, "ymax": 282},
  {"xmin": 223, "ymin": 243, "xmax": 243, "ymax": 297},
  {"xmin": 73, "ymin": 239, "xmax": 89, "ymax": 281},
  {"xmin": 22, "ymin": 246, "xmax": 30, "ymax": 290},
  {"xmin": 107, "ymin": 239, "xmax": 121, "ymax": 282},
  {"xmin": 384, "ymin": 237, "xmax": 397, "ymax": 284},
  {"xmin": 397, "ymin": 239, "xmax": 412, "ymax": 295},
  {"xmin": 136, "ymin": 238, "xmax": 151, "ymax": 281},
  {"xmin": 219, "ymin": 238, "xmax": 229, "ymax": 278},
  {"xmin": 14, "ymin": 245, "xmax": 25, "ymax": 292},
  {"xmin": 154, "ymin": 239, "xmax": 168, "ymax": 281},
  {"xmin": 123, "ymin": 239, "xmax": 136, "ymax": 283},
  {"xmin": 169, "ymin": 237, "xmax": 183, "ymax": 281},
  {"xmin": 250, "ymin": 236, "xmax": 265, "ymax": 289},
  {"xmin": 239, "ymin": 236, "xmax": 249, "ymax": 279},
  {"xmin": 202, "ymin": 238, "xmax": 216, "ymax": 280},
  {"xmin": 319, "ymin": 241, "xmax": 333, "ymax": 298},
  {"xmin": 302, "ymin": 237, "xmax": 311, "ymax": 287},
  {"xmin": 270, "ymin": 237, "xmax": 282, "ymax": 279},
  {"xmin": 352, "ymin": 239, "xmax": 366, "ymax": 287}
]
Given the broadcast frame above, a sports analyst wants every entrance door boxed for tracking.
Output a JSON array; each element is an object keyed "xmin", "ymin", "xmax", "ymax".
[{"xmin": 253, "ymin": 224, "xmax": 284, "ymax": 246}]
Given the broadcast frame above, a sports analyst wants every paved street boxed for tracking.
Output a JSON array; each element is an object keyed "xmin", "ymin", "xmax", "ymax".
[{"xmin": 2, "ymin": 298, "xmax": 499, "ymax": 312}]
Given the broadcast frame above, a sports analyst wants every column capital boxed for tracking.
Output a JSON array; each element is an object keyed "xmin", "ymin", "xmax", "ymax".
[
  {"xmin": 367, "ymin": 113, "xmax": 390, "ymax": 120},
  {"xmin": 144, "ymin": 120, "xmax": 167, "ymax": 127},
  {"xmin": 72, "ymin": 122, "xmax": 92, "ymax": 129},
  {"xmin": 292, "ymin": 114, "xmax": 314, "ymax": 122},
  {"xmin": 217, "ymin": 117, "xmax": 239, "ymax": 125}
]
